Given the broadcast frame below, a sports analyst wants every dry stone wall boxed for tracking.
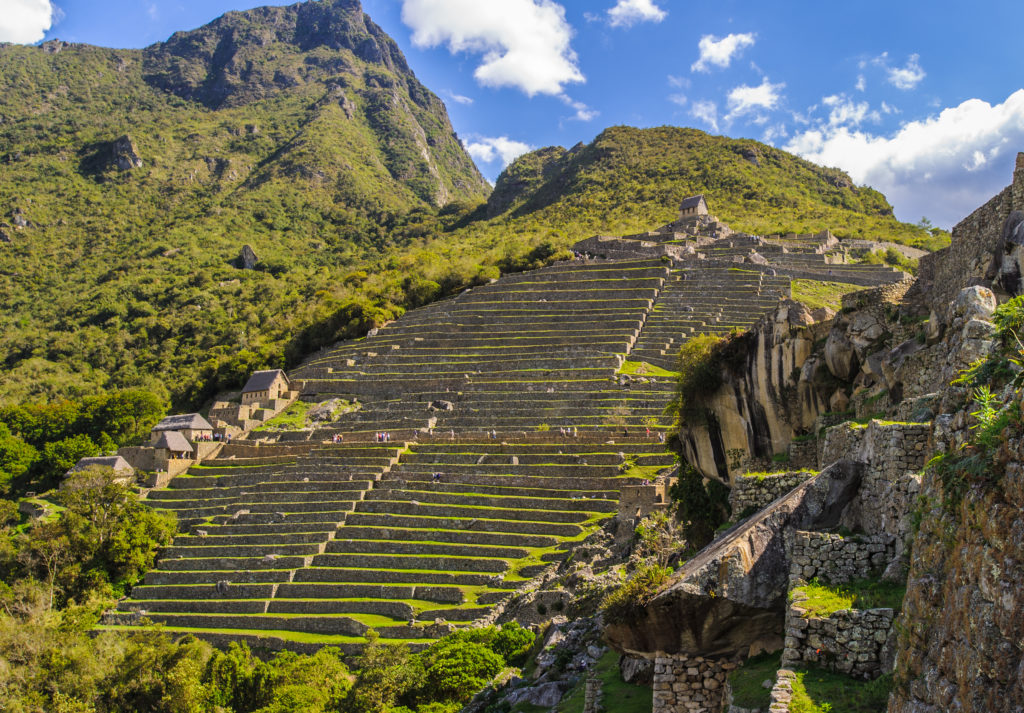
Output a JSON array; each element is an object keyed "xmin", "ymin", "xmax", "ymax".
[
  {"xmin": 728, "ymin": 470, "xmax": 816, "ymax": 518},
  {"xmin": 821, "ymin": 420, "xmax": 928, "ymax": 557},
  {"xmin": 781, "ymin": 597, "xmax": 895, "ymax": 679},
  {"xmin": 652, "ymin": 653, "xmax": 736, "ymax": 713},
  {"xmin": 787, "ymin": 530, "xmax": 896, "ymax": 585},
  {"xmin": 912, "ymin": 152, "xmax": 1024, "ymax": 314}
]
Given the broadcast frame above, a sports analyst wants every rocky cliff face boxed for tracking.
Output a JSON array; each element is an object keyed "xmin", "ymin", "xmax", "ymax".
[
  {"xmin": 677, "ymin": 300, "xmax": 831, "ymax": 481},
  {"xmin": 892, "ymin": 413, "xmax": 1024, "ymax": 713}
]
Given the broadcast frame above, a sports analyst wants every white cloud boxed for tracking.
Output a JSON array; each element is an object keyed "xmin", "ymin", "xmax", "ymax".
[
  {"xmin": 725, "ymin": 77, "xmax": 785, "ymax": 120},
  {"xmin": 785, "ymin": 90, "xmax": 1024, "ymax": 227},
  {"xmin": 855, "ymin": 74, "xmax": 866, "ymax": 92},
  {"xmin": 400, "ymin": 0, "xmax": 583, "ymax": 97},
  {"xmin": 443, "ymin": 90, "xmax": 474, "ymax": 105},
  {"xmin": 821, "ymin": 94, "xmax": 876, "ymax": 127},
  {"xmin": 607, "ymin": 0, "xmax": 666, "ymax": 28},
  {"xmin": 667, "ymin": 75, "xmax": 690, "ymax": 90},
  {"xmin": 690, "ymin": 99, "xmax": 719, "ymax": 131},
  {"xmin": 762, "ymin": 124, "xmax": 788, "ymax": 145},
  {"xmin": 669, "ymin": 94, "xmax": 687, "ymax": 107},
  {"xmin": 560, "ymin": 95, "xmax": 598, "ymax": 121},
  {"xmin": 691, "ymin": 32, "xmax": 756, "ymax": 73},
  {"xmin": 870, "ymin": 52, "xmax": 925, "ymax": 90},
  {"xmin": 463, "ymin": 136, "xmax": 533, "ymax": 167},
  {"xmin": 0, "ymin": 0, "xmax": 55, "ymax": 44},
  {"xmin": 886, "ymin": 53, "xmax": 925, "ymax": 90}
]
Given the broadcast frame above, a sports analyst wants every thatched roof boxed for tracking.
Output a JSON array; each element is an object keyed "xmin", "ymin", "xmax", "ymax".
[
  {"xmin": 679, "ymin": 195, "xmax": 708, "ymax": 211},
  {"xmin": 153, "ymin": 413, "xmax": 213, "ymax": 432},
  {"xmin": 153, "ymin": 431, "xmax": 194, "ymax": 452},
  {"xmin": 68, "ymin": 455, "xmax": 134, "ymax": 475},
  {"xmin": 242, "ymin": 369, "xmax": 289, "ymax": 394}
]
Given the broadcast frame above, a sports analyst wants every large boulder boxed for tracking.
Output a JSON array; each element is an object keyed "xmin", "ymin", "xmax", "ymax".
[
  {"xmin": 825, "ymin": 328, "xmax": 859, "ymax": 380},
  {"xmin": 238, "ymin": 244, "xmax": 259, "ymax": 270},
  {"xmin": 950, "ymin": 285, "xmax": 997, "ymax": 324},
  {"xmin": 111, "ymin": 134, "xmax": 143, "ymax": 170}
]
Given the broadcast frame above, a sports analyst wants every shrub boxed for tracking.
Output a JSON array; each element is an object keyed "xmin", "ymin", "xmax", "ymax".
[
  {"xmin": 599, "ymin": 561, "xmax": 671, "ymax": 625},
  {"xmin": 490, "ymin": 622, "xmax": 534, "ymax": 666},
  {"xmin": 419, "ymin": 639, "xmax": 504, "ymax": 704}
]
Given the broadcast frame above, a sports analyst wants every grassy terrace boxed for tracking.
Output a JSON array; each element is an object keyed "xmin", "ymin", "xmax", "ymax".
[
  {"xmin": 117, "ymin": 256, "xmax": 903, "ymax": 652},
  {"xmin": 792, "ymin": 578, "xmax": 906, "ymax": 617}
]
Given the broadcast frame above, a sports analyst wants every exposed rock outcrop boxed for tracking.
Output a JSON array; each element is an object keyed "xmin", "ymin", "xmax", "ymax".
[
  {"xmin": 111, "ymin": 134, "xmax": 143, "ymax": 170},
  {"xmin": 678, "ymin": 300, "xmax": 833, "ymax": 481}
]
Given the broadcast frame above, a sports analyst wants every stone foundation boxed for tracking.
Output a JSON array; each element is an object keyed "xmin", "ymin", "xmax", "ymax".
[{"xmin": 781, "ymin": 598, "xmax": 895, "ymax": 679}]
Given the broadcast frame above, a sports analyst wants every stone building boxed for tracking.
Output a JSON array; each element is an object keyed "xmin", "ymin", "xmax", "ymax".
[
  {"xmin": 678, "ymin": 194, "xmax": 709, "ymax": 220},
  {"xmin": 241, "ymin": 369, "xmax": 292, "ymax": 407},
  {"xmin": 66, "ymin": 455, "xmax": 135, "ymax": 484},
  {"xmin": 150, "ymin": 413, "xmax": 214, "ymax": 443},
  {"xmin": 153, "ymin": 431, "xmax": 193, "ymax": 460}
]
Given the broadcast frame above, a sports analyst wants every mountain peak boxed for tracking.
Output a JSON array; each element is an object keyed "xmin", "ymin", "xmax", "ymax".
[{"xmin": 142, "ymin": 0, "xmax": 407, "ymax": 109}]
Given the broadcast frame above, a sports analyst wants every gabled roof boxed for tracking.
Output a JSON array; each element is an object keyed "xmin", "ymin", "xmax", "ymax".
[
  {"xmin": 69, "ymin": 455, "xmax": 134, "ymax": 474},
  {"xmin": 153, "ymin": 431, "xmax": 194, "ymax": 452},
  {"xmin": 242, "ymin": 369, "xmax": 289, "ymax": 394},
  {"xmin": 679, "ymin": 195, "xmax": 707, "ymax": 210},
  {"xmin": 153, "ymin": 413, "xmax": 213, "ymax": 432}
]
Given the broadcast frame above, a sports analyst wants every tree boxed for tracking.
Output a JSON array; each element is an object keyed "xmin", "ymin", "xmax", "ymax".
[
  {"xmin": 0, "ymin": 423, "xmax": 38, "ymax": 493},
  {"xmin": 57, "ymin": 467, "xmax": 177, "ymax": 595},
  {"xmin": 18, "ymin": 520, "xmax": 74, "ymax": 610},
  {"xmin": 668, "ymin": 463, "xmax": 730, "ymax": 549},
  {"xmin": 418, "ymin": 639, "xmax": 504, "ymax": 704}
]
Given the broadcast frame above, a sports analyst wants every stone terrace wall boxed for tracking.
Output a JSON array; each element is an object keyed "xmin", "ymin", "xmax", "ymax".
[
  {"xmin": 781, "ymin": 598, "xmax": 895, "ymax": 679},
  {"xmin": 786, "ymin": 438, "xmax": 818, "ymax": 469},
  {"xmin": 821, "ymin": 420, "xmax": 929, "ymax": 552},
  {"xmin": 652, "ymin": 653, "xmax": 736, "ymax": 713},
  {"xmin": 913, "ymin": 152, "xmax": 1024, "ymax": 315},
  {"xmin": 787, "ymin": 530, "xmax": 897, "ymax": 585},
  {"xmin": 728, "ymin": 470, "xmax": 816, "ymax": 519}
]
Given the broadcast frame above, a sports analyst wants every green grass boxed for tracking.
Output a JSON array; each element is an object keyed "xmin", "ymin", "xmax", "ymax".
[
  {"xmin": 96, "ymin": 625, "xmax": 369, "ymax": 645},
  {"xmin": 793, "ymin": 579, "xmax": 906, "ymax": 618},
  {"xmin": 790, "ymin": 669, "xmax": 893, "ymax": 713},
  {"xmin": 791, "ymin": 280, "xmax": 862, "ymax": 311},
  {"xmin": 557, "ymin": 650, "xmax": 651, "ymax": 713},
  {"xmin": 741, "ymin": 468, "xmax": 815, "ymax": 480},
  {"xmin": 618, "ymin": 361, "xmax": 678, "ymax": 378},
  {"xmin": 259, "ymin": 400, "xmax": 316, "ymax": 430},
  {"xmin": 728, "ymin": 652, "xmax": 781, "ymax": 709}
]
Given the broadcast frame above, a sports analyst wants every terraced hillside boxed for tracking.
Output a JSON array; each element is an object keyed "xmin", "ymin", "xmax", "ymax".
[{"xmin": 105, "ymin": 250, "xmax": 906, "ymax": 653}]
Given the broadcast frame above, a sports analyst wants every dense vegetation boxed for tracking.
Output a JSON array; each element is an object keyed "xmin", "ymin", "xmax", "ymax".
[
  {"xmin": 489, "ymin": 127, "xmax": 950, "ymax": 251},
  {"xmin": 0, "ymin": 2, "xmax": 944, "ymax": 409},
  {"xmin": 0, "ymin": 389, "xmax": 165, "ymax": 496}
]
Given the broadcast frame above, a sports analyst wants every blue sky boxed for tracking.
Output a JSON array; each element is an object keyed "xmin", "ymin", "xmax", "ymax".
[{"xmin": 5, "ymin": 0, "xmax": 1024, "ymax": 227}]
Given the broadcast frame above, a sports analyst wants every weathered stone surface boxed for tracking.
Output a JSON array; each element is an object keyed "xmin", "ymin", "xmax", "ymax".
[
  {"xmin": 605, "ymin": 461, "xmax": 861, "ymax": 659},
  {"xmin": 620, "ymin": 654, "xmax": 654, "ymax": 684},
  {"xmin": 238, "ymin": 244, "xmax": 259, "ymax": 270},
  {"xmin": 111, "ymin": 134, "xmax": 143, "ymax": 170}
]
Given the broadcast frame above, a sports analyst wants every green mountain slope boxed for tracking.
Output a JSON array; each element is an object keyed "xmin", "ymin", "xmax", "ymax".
[
  {"xmin": 0, "ymin": 0, "xmax": 488, "ymax": 406},
  {"xmin": 484, "ymin": 126, "xmax": 948, "ymax": 249}
]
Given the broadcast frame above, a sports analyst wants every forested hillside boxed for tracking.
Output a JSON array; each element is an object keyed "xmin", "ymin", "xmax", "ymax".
[{"xmin": 485, "ymin": 126, "xmax": 949, "ymax": 248}]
